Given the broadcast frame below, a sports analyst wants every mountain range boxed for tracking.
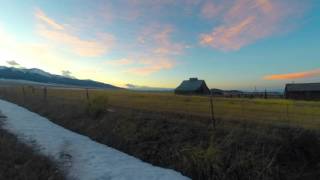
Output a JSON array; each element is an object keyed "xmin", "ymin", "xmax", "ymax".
[{"xmin": 0, "ymin": 66, "xmax": 119, "ymax": 89}]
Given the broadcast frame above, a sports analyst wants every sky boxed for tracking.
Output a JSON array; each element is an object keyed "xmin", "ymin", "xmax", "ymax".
[{"xmin": 0, "ymin": 0, "xmax": 319, "ymax": 91}]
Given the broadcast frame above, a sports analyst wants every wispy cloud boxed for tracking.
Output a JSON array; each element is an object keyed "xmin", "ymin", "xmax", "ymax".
[
  {"xmin": 200, "ymin": 0, "xmax": 304, "ymax": 51},
  {"xmin": 138, "ymin": 25, "xmax": 186, "ymax": 56},
  {"xmin": 61, "ymin": 70, "xmax": 75, "ymax": 78},
  {"xmin": 201, "ymin": 1, "xmax": 224, "ymax": 19},
  {"xmin": 264, "ymin": 69, "xmax": 320, "ymax": 80},
  {"xmin": 200, "ymin": 16, "xmax": 256, "ymax": 50},
  {"xmin": 152, "ymin": 27, "xmax": 185, "ymax": 55},
  {"xmin": 6, "ymin": 60, "xmax": 20, "ymax": 66},
  {"xmin": 0, "ymin": 25, "xmax": 72, "ymax": 72},
  {"xmin": 109, "ymin": 24, "xmax": 185, "ymax": 76},
  {"xmin": 125, "ymin": 83, "xmax": 172, "ymax": 91},
  {"xmin": 35, "ymin": 9, "xmax": 64, "ymax": 30},
  {"xmin": 126, "ymin": 58, "xmax": 174, "ymax": 76},
  {"xmin": 35, "ymin": 9, "xmax": 115, "ymax": 57},
  {"xmin": 106, "ymin": 58, "xmax": 134, "ymax": 66},
  {"xmin": 128, "ymin": 25, "xmax": 185, "ymax": 75},
  {"xmin": 0, "ymin": 24, "xmax": 117, "ymax": 84}
]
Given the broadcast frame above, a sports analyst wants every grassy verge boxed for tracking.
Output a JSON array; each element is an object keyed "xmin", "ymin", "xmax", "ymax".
[
  {"xmin": 0, "ymin": 125, "xmax": 65, "ymax": 180},
  {"xmin": 1, "ymin": 87, "xmax": 320, "ymax": 179}
]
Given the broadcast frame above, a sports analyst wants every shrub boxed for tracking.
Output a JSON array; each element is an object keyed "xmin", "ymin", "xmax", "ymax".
[{"xmin": 86, "ymin": 95, "xmax": 109, "ymax": 118}]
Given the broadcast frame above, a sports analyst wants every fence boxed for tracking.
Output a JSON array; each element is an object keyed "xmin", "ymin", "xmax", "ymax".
[{"xmin": 0, "ymin": 85, "xmax": 319, "ymax": 129}]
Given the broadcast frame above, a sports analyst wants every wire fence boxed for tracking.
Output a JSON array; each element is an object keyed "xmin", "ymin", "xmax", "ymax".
[{"xmin": 0, "ymin": 85, "xmax": 319, "ymax": 129}]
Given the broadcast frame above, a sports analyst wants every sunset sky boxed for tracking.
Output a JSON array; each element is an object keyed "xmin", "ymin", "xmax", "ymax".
[{"xmin": 0, "ymin": 0, "xmax": 319, "ymax": 91}]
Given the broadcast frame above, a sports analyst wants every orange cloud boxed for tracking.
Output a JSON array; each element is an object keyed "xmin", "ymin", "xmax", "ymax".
[
  {"xmin": 199, "ymin": 34, "xmax": 214, "ymax": 44},
  {"xmin": 256, "ymin": 0, "xmax": 273, "ymax": 13},
  {"xmin": 35, "ymin": 9, "xmax": 114, "ymax": 57},
  {"xmin": 264, "ymin": 69, "xmax": 320, "ymax": 80},
  {"xmin": 106, "ymin": 55, "xmax": 176, "ymax": 76},
  {"xmin": 200, "ymin": 16, "xmax": 256, "ymax": 50},
  {"xmin": 200, "ymin": 0, "xmax": 303, "ymax": 51},
  {"xmin": 117, "ymin": 24, "xmax": 185, "ymax": 76},
  {"xmin": 126, "ymin": 59, "xmax": 174, "ymax": 76},
  {"xmin": 35, "ymin": 9, "xmax": 65, "ymax": 30},
  {"xmin": 138, "ymin": 25, "xmax": 185, "ymax": 56}
]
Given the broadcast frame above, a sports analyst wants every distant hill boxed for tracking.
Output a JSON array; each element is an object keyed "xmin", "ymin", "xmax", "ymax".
[
  {"xmin": 126, "ymin": 84, "xmax": 173, "ymax": 92},
  {"xmin": 0, "ymin": 66, "xmax": 119, "ymax": 89},
  {"xmin": 211, "ymin": 88, "xmax": 243, "ymax": 95}
]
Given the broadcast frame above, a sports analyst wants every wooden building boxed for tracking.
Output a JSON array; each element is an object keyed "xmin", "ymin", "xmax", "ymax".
[
  {"xmin": 285, "ymin": 83, "xmax": 320, "ymax": 100},
  {"xmin": 175, "ymin": 78, "xmax": 210, "ymax": 95}
]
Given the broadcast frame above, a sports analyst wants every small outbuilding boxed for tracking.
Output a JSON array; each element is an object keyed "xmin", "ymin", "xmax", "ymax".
[
  {"xmin": 175, "ymin": 78, "xmax": 210, "ymax": 95},
  {"xmin": 285, "ymin": 83, "xmax": 320, "ymax": 100}
]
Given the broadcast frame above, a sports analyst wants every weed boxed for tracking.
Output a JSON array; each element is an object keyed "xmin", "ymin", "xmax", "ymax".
[{"xmin": 86, "ymin": 95, "xmax": 109, "ymax": 118}]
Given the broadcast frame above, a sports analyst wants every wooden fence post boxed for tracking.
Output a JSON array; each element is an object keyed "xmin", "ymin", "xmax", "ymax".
[
  {"xmin": 22, "ymin": 86, "xmax": 26, "ymax": 103},
  {"xmin": 286, "ymin": 103, "xmax": 289, "ymax": 124},
  {"xmin": 86, "ymin": 88, "xmax": 90, "ymax": 101},
  {"xmin": 264, "ymin": 89, "xmax": 267, "ymax": 99},
  {"xmin": 31, "ymin": 86, "xmax": 35, "ymax": 94},
  {"xmin": 241, "ymin": 99, "xmax": 248, "ymax": 131},
  {"xmin": 3, "ymin": 87, "xmax": 6, "ymax": 98},
  {"xmin": 43, "ymin": 87, "xmax": 47, "ymax": 102},
  {"xmin": 209, "ymin": 92, "xmax": 216, "ymax": 128}
]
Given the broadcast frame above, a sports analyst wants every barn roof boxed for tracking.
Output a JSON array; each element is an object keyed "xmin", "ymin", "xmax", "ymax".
[
  {"xmin": 175, "ymin": 78, "xmax": 207, "ymax": 91},
  {"xmin": 285, "ymin": 83, "xmax": 320, "ymax": 92}
]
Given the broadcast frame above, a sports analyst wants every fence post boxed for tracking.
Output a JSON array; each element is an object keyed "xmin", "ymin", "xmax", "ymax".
[
  {"xmin": 31, "ymin": 86, "xmax": 35, "ymax": 94},
  {"xmin": 3, "ymin": 87, "xmax": 6, "ymax": 98},
  {"xmin": 22, "ymin": 86, "xmax": 26, "ymax": 104},
  {"xmin": 86, "ymin": 88, "xmax": 90, "ymax": 101},
  {"xmin": 241, "ymin": 99, "xmax": 245, "ymax": 120},
  {"xmin": 43, "ymin": 87, "xmax": 47, "ymax": 102},
  {"xmin": 286, "ymin": 103, "xmax": 289, "ymax": 124},
  {"xmin": 209, "ymin": 92, "xmax": 216, "ymax": 128},
  {"xmin": 241, "ymin": 99, "xmax": 249, "ymax": 131}
]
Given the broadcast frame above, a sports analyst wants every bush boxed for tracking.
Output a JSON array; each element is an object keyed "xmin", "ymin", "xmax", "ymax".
[{"xmin": 86, "ymin": 95, "xmax": 109, "ymax": 118}]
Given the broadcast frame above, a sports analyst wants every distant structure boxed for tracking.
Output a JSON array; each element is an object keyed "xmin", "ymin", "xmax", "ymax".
[
  {"xmin": 285, "ymin": 83, "xmax": 320, "ymax": 100},
  {"xmin": 211, "ymin": 88, "xmax": 224, "ymax": 96},
  {"xmin": 175, "ymin": 78, "xmax": 210, "ymax": 95},
  {"xmin": 223, "ymin": 90, "xmax": 243, "ymax": 97}
]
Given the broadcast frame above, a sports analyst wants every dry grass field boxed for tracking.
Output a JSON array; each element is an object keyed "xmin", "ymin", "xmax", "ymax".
[
  {"xmin": 1, "ymin": 85, "xmax": 320, "ymax": 180},
  {"xmin": 3, "ymin": 86, "xmax": 319, "ymax": 129}
]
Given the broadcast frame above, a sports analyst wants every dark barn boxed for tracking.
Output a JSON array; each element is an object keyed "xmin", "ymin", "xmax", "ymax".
[
  {"xmin": 285, "ymin": 83, "xmax": 320, "ymax": 100},
  {"xmin": 175, "ymin": 78, "xmax": 210, "ymax": 95}
]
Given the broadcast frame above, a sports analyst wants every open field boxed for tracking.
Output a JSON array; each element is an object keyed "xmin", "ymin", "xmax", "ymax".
[
  {"xmin": 1, "ymin": 85, "xmax": 319, "ymax": 129},
  {"xmin": 1, "ymin": 85, "xmax": 320, "ymax": 179}
]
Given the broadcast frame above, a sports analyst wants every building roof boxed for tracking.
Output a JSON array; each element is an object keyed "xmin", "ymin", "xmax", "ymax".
[
  {"xmin": 285, "ymin": 83, "xmax": 320, "ymax": 92},
  {"xmin": 175, "ymin": 78, "xmax": 207, "ymax": 91}
]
